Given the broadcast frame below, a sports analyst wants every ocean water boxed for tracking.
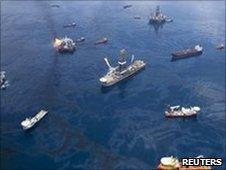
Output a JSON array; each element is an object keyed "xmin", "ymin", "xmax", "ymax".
[{"xmin": 1, "ymin": 1, "xmax": 225, "ymax": 169}]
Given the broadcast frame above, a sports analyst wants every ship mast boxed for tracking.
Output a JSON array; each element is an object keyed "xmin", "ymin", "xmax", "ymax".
[
  {"xmin": 118, "ymin": 49, "xmax": 127, "ymax": 71},
  {"xmin": 156, "ymin": 6, "xmax": 161, "ymax": 17}
]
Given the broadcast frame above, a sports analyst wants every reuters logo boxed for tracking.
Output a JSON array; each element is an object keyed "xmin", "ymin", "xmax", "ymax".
[
  {"xmin": 181, "ymin": 158, "xmax": 223, "ymax": 167},
  {"xmin": 157, "ymin": 156, "xmax": 223, "ymax": 169}
]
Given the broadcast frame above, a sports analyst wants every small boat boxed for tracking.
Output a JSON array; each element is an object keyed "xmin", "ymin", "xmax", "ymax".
[
  {"xmin": 21, "ymin": 110, "xmax": 48, "ymax": 130},
  {"xmin": 123, "ymin": 5, "xmax": 132, "ymax": 9},
  {"xmin": 165, "ymin": 17, "xmax": 173, "ymax": 22},
  {"xmin": 0, "ymin": 71, "xmax": 9, "ymax": 90},
  {"xmin": 134, "ymin": 16, "xmax": 141, "ymax": 19},
  {"xmin": 157, "ymin": 156, "xmax": 180, "ymax": 170},
  {"xmin": 94, "ymin": 37, "xmax": 108, "ymax": 45},
  {"xmin": 63, "ymin": 22, "xmax": 76, "ymax": 28},
  {"xmin": 1, "ymin": 71, "xmax": 6, "ymax": 87},
  {"xmin": 76, "ymin": 37, "xmax": 85, "ymax": 43},
  {"xmin": 171, "ymin": 44, "xmax": 203, "ymax": 61},
  {"xmin": 165, "ymin": 105, "xmax": 200, "ymax": 118},
  {"xmin": 216, "ymin": 43, "xmax": 224, "ymax": 50},
  {"xmin": 51, "ymin": 4, "xmax": 60, "ymax": 8}
]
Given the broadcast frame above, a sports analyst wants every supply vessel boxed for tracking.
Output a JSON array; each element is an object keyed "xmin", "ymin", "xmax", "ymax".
[{"xmin": 99, "ymin": 49, "xmax": 146, "ymax": 87}]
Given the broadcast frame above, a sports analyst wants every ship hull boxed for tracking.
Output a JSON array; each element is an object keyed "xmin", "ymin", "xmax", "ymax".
[
  {"xmin": 149, "ymin": 19, "xmax": 165, "ymax": 24},
  {"xmin": 57, "ymin": 47, "xmax": 75, "ymax": 53},
  {"xmin": 22, "ymin": 123, "xmax": 35, "ymax": 130},
  {"xmin": 101, "ymin": 65, "xmax": 145, "ymax": 87},
  {"xmin": 171, "ymin": 49, "xmax": 202, "ymax": 61},
  {"xmin": 165, "ymin": 111, "xmax": 197, "ymax": 118},
  {"xmin": 94, "ymin": 40, "xmax": 108, "ymax": 45},
  {"xmin": 157, "ymin": 164, "xmax": 211, "ymax": 170},
  {"xmin": 165, "ymin": 114, "xmax": 197, "ymax": 118},
  {"xmin": 123, "ymin": 5, "xmax": 132, "ymax": 9}
]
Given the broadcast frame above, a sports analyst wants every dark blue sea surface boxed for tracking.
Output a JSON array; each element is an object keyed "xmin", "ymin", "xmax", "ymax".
[{"xmin": 1, "ymin": 1, "xmax": 225, "ymax": 169}]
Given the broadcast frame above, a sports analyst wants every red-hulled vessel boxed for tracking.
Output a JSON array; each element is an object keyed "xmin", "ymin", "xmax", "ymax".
[
  {"xmin": 171, "ymin": 45, "xmax": 203, "ymax": 61},
  {"xmin": 94, "ymin": 37, "xmax": 108, "ymax": 45}
]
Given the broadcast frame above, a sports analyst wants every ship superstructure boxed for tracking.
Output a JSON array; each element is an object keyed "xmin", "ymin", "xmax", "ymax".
[
  {"xmin": 149, "ymin": 6, "xmax": 173, "ymax": 24},
  {"xmin": 165, "ymin": 105, "xmax": 201, "ymax": 118},
  {"xmin": 99, "ymin": 49, "xmax": 146, "ymax": 87}
]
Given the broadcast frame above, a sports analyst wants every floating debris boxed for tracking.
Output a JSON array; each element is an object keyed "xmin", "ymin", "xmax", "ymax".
[
  {"xmin": 21, "ymin": 110, "xmax": 48, "ymax": 130},
  {"xmin": 76, "ymin": 37, "xmax": 85, "ymax": 43},
  {"xmin": 216, "ymin": 43, "xmax": 225, "ymax": 50},
  {"xmin": 94, "ymin": 37, "xmax": 108, "ymax": 45},
  {"xmin": 149, "ymin": 6, "xmax": 173, "ymax": 24},
  {"xmin": 123, "ymin": 5, "xmax": 132, "ymax": 9},
  {"xmin": 99, "ymin": 49, "xmax": 146, "ymax": 87},
  {"xmin": 165, "ymin": 105, "xmax": 200, "ymax": 118},
  {"xmin": 63, "ymin": 22, "xmax": 76, "ymax": 28},
  {"xmin": 171, "ymin": 44, "xmax": 203, "ymax": 61},
  {"xmin": 53, "ymin": 37, "xmax": 76, "ymax": 53}
]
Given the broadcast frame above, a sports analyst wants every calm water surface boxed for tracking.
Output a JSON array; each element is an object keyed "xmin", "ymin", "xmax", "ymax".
[{"xmin": 1, "ymin": 1, "xmax": 225, "ymax": 169}]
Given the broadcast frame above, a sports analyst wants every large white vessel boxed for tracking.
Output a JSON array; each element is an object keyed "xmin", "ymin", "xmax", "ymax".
[
  {"xmin": 165, "ymin": 105, "xmax": 200, "ymax": 118},
  {"xmin": 99, "ymin": 49, "xmax": 146, "ymax": 87},
  {"xmin": 21, "ymin": 110, "xmax": 48, "ymax": 130}
]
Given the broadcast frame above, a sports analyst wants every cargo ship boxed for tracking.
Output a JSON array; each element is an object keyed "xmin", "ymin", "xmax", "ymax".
[
  {"xmin": 94, "ymin": 37, "xmax": 108, "ymax": 45},
  {"xmin": 171, "ymin": 45, "xmax": 203, "ymax": 61},
  {"xmin": 21, "ymin": 110, "xmax": 48, "ymax": 130}
]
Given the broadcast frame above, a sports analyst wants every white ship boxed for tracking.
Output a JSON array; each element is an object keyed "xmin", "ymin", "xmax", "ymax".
[
  {"xmin": 99, "ymin": 49, "xmax": 146, "ymax": 87},
  {"xmin": 165, "ymin": 105, "xmax": 200, "ymax": 118},
  {"xmin": 21, "ymin": 110, "xmax": 48, "ymax": 130}
]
